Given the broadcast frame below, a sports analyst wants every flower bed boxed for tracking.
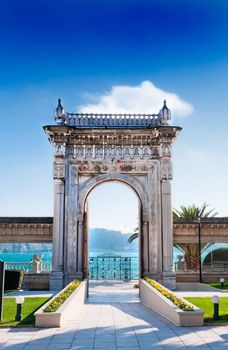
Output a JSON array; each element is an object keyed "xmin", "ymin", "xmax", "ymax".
[
  {"xmin": 144, "ymin": 278, "xmax": 193, "ymax": 311},
  {"xmin": 140, "ymin": 279, "xmax": 204, "ymax": 326},
  {"xmin": 44, "ymin": 280, "xmax": 81, "ymax": 312},
  {"xmin": 35, "ymin": 279, "xmax": 87, "ymax": 327}
]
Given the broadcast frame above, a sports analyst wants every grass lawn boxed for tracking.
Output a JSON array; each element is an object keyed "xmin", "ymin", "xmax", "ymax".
[
  {"xmin": 0, "ymin": 297, "xmax": 50, "ymax": 327},
  {"xmin": 185, "ymin": 297, "xmax": 228, "ymax": 323},
  {"xmin": 208, "ymin": 282, "xmax": 228, "ymax": 290}
]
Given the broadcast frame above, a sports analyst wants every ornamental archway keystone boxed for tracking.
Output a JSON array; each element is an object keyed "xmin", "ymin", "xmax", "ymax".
[{"xmin": 44, "ymin": 99, "xmax": 181, "ymax": 290}]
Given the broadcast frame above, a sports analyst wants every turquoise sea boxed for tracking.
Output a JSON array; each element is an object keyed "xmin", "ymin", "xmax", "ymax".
[
  {"xmin": 1, "ymin": 243, "xmax": 227, "ymax": 280},
  {"xmin": 0, "ymin": 247, "xmax": 182, "ymax": 280},
  {"xmin": 0, "ymin": 251, "xmax": 52, "ymax": 263},
  {"xmin": 1, "ymin": 243, "xmax": 226, "ymax": 266},
  {"xmin": 0, "ymin": 247, "xmax": 182, "ymax": 263}
]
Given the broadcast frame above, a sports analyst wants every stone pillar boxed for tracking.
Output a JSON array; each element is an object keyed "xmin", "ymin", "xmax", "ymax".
[
  {"xmin": 64, "ymin": 164, "xmax": 78, "ymax": 285},
  {"xmin": 142, "ymin": 221, "xmax": 149, "ymax": 275},
  {"xmin": 161, "ymin": 180, "xmax": 173, "ymax": 270},
  {"xmin": 83, "ymin": 204, "xmax": 89, "ymax": 278},
  {"xmin": 161, "ymin": 155, "xmax": 176, "ymax": 290},
  {"xmin": 147, "ymin": 164, "xmax": 159, "ymax": 277},
  {"xmin": 50, "ymin": 164, "xmax": 65, "ymax": 290},
  {"xmin": 77, "ymin": 219, "xmax": 84, "ymax": 278}
]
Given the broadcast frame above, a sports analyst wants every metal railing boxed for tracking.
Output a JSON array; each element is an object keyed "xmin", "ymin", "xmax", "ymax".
[{"xmin": 89, "ymin": 256, "xmax": 138, "ymax": 280}]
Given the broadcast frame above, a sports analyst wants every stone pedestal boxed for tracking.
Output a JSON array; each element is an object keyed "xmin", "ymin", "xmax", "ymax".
[
  {"xmin": 50, "ymin": 271, "xmax": 64, "ymax": 291},
  {"xmin": 162, "ymin": 272, "xmax": 177, "ymax": 290}
]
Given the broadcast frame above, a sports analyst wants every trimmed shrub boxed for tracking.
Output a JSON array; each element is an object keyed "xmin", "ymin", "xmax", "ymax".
[{"xmin": 4, "ymin": 270, "xmax": 24, "ymax": 291}]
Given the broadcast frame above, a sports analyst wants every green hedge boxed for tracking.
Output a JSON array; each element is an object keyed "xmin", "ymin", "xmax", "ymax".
[{"xmin": 4, "ymin": 270, "xmax": 24, "ymax": 291}]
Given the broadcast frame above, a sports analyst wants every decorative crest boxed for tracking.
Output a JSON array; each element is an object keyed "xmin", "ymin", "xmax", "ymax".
[
  {"xmin": 53, "ymin": 99, "xmax": 172, "ymax": 127},
  {"xmin": 158, "ymin": 100, "xmax": 171, "ymax": 126},
  {"xmin": 54, "ymin": 98, "xmax": 65, "ymax": 124}
]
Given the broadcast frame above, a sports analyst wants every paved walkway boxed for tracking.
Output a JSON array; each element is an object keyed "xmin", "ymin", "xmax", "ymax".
[
  {"xmin": 175, "ymin": 291, "xmax": 228, "ymax": 298},
  {"xmin": 88, "ymin": 280, "xmax": 139, "ymax": 303},
  {"xmin": 1, "ymin": 281, "xmax": 228, "ymax": 349},
  {"xmin": 5, "ymin": 291, "xmax": 56, "ymax": 298}
]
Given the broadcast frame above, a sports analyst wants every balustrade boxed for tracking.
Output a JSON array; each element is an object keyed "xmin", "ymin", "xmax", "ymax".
[
  {"xmin": 62, "ymin": 113, "xmax": 161, "ymax": 128},
  {"xmin": 5, "ymin": 261, "xmax": 52, "ymax": 273}
]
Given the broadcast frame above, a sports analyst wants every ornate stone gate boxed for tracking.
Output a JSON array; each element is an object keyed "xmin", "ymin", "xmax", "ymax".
[{"xmin": 44, "ymin": 99, "xmax": 181, "ymax": 290}]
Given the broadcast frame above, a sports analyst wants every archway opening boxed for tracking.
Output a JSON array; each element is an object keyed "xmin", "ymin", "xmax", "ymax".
[{"xmin": 85, "ymin": 181, "xmax": 140, "ymax": 296}]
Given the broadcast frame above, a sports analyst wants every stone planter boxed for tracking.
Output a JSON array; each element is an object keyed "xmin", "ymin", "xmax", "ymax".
[
  {"xmin": 140, "ymin": 279, "xmax": 204, "ymax": 326},
  {"xmin": 35, "ymin": 279, "xmax": 88, "ymax": 327}
]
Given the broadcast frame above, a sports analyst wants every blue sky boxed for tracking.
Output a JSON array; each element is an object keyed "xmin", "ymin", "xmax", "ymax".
[{"xmin": 0, "ymin": 1, "xmax": 228, "ymax": 230}]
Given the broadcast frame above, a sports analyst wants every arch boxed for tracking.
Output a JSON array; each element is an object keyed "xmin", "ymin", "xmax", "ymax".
[
  {"xmin": 203, "ymin": 244, "xmax": 228, "ymax": 263},
  {"xmin": 85, "ymin": 181, "xmax": 140, "ymax": 281},
  {"xmin": 78, "ymin": 172, "xmax": 148, "ymax": 218},
  {"xmin": 79, "ymin": 173, "xmax": 147, "ymax": 280}
]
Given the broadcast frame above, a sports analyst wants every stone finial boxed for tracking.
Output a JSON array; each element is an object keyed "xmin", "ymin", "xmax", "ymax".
[
  {"xmin": 54, "ymin": 98, "xmax": 65, "ymax": 124},
  {"xmin": 159, "ymin": 100, "xmax": 171, "ymax": 126}
]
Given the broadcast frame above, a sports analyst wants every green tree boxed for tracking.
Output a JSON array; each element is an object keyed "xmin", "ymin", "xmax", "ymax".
[
  {"xmin": 128, "ymin": 227, "xmax": 139, "ymax": 243},
  {"xmin": 128, "ymin": 203, "xmax": 217, "ymax": 246},
  {"xmin": 174, "ymin": 203, "xmax": 217, "ymax": 271},
  {"xmin": 173, "ymin": 202, "xmax": 217, "ymax": 219}
]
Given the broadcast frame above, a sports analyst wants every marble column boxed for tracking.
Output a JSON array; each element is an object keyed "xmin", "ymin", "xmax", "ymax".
[
  {"xmin": 142, "ymin": 221, "xmax": 149, "ymax": 276},
  {"xmin": 161, "ymin": 178, "xmax": 176, "ymax": 290},
  {"xmin": 77, "ymin": 220, "xmax": 84, "ymax": 278},
  {"xmin": 64, "ymin": 164, "xmax": 78, "ymax": 285},
  {"xmin": 147, "ymin": 165, "xmax": 159, "ymax": 277},
  {"xmin": 50, "ymin": 165, "xmax": 65, "ymax": 290},
  {"xmin": 161, "ymin": 179, "xmax": 173, "ymax": 271}
]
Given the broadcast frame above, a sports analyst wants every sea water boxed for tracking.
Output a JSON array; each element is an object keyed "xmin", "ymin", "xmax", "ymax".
[
  {"xmin": 1, "ymin": 243, "xmax": 226, "ymax": 279},
  {"xmin": 0, "ymin": 245, "xmax": 182, "ymax": 263}
]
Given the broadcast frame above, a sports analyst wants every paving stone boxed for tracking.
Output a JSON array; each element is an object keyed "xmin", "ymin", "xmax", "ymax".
[
  {"xmin": 46, "ymin": 344, "xmax": 71, "ymax": 350},
  {"xmin": 70, "ymin": 347, "xmax": 93, "ymax": 350},
  {"xmin": 24, "ymin": 345, "xmax": 48, "ymax": 350},
  {"xmin": 2, "ymin": 282, "xmax": 228, "ymax": 350}
]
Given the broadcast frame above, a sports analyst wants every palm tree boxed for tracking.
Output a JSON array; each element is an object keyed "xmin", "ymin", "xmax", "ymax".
[
  {"xmin": 128, "ymin": 227, "xmax": 139, "ymax": 243},
  {"xmin": 173, "ymin": 202, "xmax": 217, "ymax": 219},
  {"xmin": 128, "ymin": 203, "xmax": 217, "ymax": 247},
  {"xmin": 174, "ymin": 203, "xmax": 217, "ymax": 271}
]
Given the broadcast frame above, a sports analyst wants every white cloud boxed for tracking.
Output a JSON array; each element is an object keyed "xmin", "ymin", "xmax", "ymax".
[{"xmin": 78, "ymin": 80, "xmax": 193, "ymax": 117}]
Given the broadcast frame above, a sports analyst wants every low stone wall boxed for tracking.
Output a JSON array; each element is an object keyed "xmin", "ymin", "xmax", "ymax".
[
  {"xmin": 176, "ymin": 282, "xmax": 222, "ymax": 292},
  {"xmin": 23, "ymin": 273, "xmax": 50, "ymax": 290},
  {"xmin": 35, "ymin": 279, "xmax": 88, "ymax": 327},
  {"xmin": 177, "ymin": 272, "xmax": 228, "ymax": 283},
  {"xmin": 140, "ymin": 279, "xmax": 204, "ymax": 327}
]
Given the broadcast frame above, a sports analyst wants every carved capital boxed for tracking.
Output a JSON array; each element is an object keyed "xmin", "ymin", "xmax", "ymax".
[
  {"xmin": 161, "ymin": 159, "xmax": 172, "ymax": 180},
  {"xmin": 161, "ymin": 143, "xmax": 172, "ymax": 158},
  {"xmin": 54, "ymin": 143, "xmax": 66, "ymax": 158},
  {"xmin": 53, "ymin": 163, "xmax": 65, "ymax": 179}
]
